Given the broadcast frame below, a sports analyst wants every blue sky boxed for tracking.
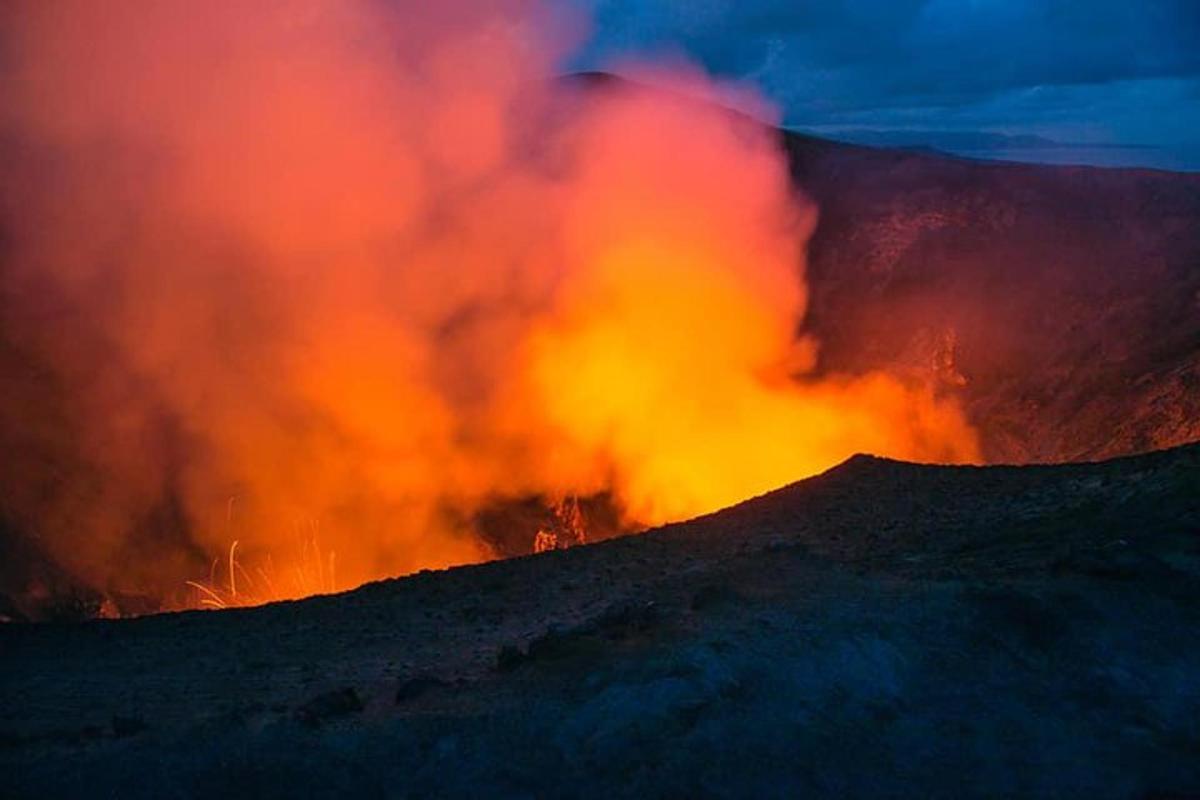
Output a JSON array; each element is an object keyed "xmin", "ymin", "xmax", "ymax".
[{"xmin": 569, "ymin": 0, "xmax": 1200, "ymax": 170}]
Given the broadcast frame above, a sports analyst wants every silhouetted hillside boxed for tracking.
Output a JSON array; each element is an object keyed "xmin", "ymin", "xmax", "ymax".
[{"xmin": 3, "ymin": 443, "xmax": 1198, "ymax": 797}]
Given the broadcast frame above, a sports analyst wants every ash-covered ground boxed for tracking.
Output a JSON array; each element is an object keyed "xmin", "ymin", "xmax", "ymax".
[{"xmin": 3, "ymin": 443, "xmax": 1199, "ymax": 798}]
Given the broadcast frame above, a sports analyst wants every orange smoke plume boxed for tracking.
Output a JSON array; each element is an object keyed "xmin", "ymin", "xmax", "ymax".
[{"xmin": 0, "ymin": 0, "xmax": 977, "ymax": 607}]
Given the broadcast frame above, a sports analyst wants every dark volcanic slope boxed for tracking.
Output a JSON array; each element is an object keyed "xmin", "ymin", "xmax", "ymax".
[
  {"xmin": 3, "ymin": 444, "xmax": 1199, "ymax": 798},
  {"xmin": 788, "ymin": 131, "xmax": 1200, "ymax": 463}
]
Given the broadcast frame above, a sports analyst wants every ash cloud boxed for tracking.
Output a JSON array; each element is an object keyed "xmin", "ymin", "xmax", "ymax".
[{"xmin": 0, "ymin": 0, "xmax": 976, "ymax": 606}]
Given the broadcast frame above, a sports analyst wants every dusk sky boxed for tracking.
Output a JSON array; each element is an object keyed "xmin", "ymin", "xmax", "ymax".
[{"xmin": 571, "ymin": 0, "xmax": 1200, "ymax": 170}]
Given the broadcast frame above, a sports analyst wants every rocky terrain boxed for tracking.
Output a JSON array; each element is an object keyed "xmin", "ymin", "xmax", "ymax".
[
  {"xmin": 3, "ymin": 442, "xmax": 1198, "ymax": 798},
  {"xmin": 789, "ymin": 130, "xmax": 1200, "ymax": 463}
]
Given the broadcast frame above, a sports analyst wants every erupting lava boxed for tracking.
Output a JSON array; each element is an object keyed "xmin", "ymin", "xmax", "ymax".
[
  {"xmin": 0, "ymin": 0, "xmax": 978, "ymax": 612},
  {"xmin": 533, "ymin": 498, "xmax": 590, "ymax": 554},
  {"xmin": 185, "ymin": 539, "xmax": 338, "ymax": 610}
]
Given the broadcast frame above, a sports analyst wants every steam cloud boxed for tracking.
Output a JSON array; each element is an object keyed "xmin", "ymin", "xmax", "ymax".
[{"xmin": 0, "ymin": 0, "xmax": 977, "ymax": 605}]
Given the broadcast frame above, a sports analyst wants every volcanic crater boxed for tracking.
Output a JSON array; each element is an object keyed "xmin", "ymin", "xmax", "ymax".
[{"xmin": 2, "ymin": 3, "xmax": 1199, "ymax": 796}]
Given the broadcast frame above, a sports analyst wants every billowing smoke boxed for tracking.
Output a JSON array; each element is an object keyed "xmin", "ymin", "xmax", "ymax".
[{"xmin": 0, "ymin": 1, "xmax": 977, "ymax": 608}]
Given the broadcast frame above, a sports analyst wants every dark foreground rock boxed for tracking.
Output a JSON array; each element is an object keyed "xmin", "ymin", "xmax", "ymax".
[{"xmin": 2, "ymin": 443, "xmax": 1199, "ymax": 798}]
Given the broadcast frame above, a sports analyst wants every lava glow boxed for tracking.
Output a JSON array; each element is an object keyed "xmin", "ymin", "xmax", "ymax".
[{"xmin": 0, "ymin": 0, "xmax": 978, "ymax": 610}]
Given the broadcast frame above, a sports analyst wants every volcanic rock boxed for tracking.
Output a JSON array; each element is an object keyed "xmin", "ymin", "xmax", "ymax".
[{"xmin": 2, "ymin": 443, "xmax": 1198, "ymax": 797}]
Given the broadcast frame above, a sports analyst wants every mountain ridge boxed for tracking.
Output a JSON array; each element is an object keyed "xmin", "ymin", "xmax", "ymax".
[{"xmin": 3, "ymin": 440, "xmax": 1199, "ymax": 796}]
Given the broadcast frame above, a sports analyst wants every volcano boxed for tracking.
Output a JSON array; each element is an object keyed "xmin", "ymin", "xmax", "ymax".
[
  {"xmin": 4, "ymin": 1, "xmax": 1199, "ymax": 795},
  {"xmin": 3, "ymin": 112, "xmax": 1199, "ymax": 794},
  {"xmin": 3, "ymin": 106, "xmax": 1199, "ymax": 618}
]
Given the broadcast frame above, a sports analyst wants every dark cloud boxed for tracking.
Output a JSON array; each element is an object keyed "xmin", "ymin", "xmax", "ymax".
[{"xmin": 569, "ymin": 0, "xmax": 1200, "ymax": 165}]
